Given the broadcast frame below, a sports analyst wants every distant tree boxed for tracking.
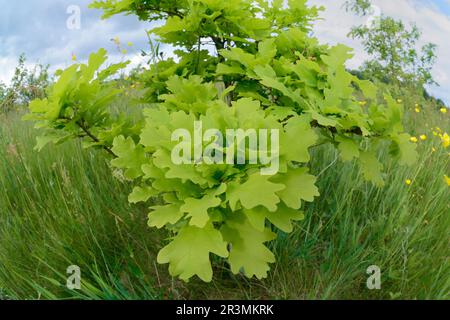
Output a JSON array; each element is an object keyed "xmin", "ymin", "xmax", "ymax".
[
  {"xmin": 0, "ymin": 54, "xmax": 50, "ymax": 113},
  {"xmin": 344, "ymin": 0, "xmax": 437, "ymax": 90},
  {"xmin": 344, "ymin": 0, "xmax": 372, "ymax": 16}
]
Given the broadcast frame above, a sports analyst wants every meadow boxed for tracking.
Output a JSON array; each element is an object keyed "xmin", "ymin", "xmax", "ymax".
[{"xmin": 1, "ymin": 95, "xmax": 448, "ymax": 300}]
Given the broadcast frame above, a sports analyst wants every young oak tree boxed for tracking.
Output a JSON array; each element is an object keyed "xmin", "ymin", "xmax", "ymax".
[{"xmin": 24, "ymin": 0, "xmax": 418, "ymax": 282}]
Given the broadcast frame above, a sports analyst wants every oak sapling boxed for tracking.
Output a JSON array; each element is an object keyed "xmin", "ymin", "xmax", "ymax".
[{"xmin": 24, "ymin": 0, "xmax": 418, "ymax": 282}]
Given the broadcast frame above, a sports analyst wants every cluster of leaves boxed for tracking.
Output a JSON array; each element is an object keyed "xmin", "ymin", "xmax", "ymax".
[
  {"xmin": 23, "ymin": 49, "xmax": 138, "ymax": 153},
  {"xmin": 24, "ymin": 0, "xmax": 418, "ymax": 282},
  {"xmin": 1, "ymin": 54, "xmax": 50, "ymax": 113}
]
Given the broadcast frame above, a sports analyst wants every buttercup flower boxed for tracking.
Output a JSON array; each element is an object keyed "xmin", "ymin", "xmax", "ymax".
[
  {"xmin": 444, "ymin": 175, "xmax": 450, "ymax": 186},
  {"xmin": 420, "ymin": 135, "xmax": 427, "ymax": 141},
  {"xmin": 440, "ymin": 108, "xmax": 447, "ymax": 114},
  {"xmin": 441, "ymin": 133, "xmax": 449, "ymax": 148},
  {"xmin": 410, "ymin": 137, "xmax": 418, "ymax": 143},
  {"xmin": 405, "ymin": 179, "xmax": 412, "ymax": 186}
]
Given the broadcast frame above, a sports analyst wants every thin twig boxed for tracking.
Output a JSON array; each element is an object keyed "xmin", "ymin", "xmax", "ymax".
[{"xmin": 76, "ymin": 120, "xmax": 117, "ymax": 158}]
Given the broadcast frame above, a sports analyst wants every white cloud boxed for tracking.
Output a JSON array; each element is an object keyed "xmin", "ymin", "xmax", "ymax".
[{"xmin": 0, "ymin": 57, "xmax": 17, "ymax": 83}]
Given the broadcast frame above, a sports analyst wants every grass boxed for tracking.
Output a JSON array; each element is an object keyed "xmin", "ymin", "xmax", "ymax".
[{"xmin": 0, "ymin": 101, "xmax": 449, "ymax": 300}]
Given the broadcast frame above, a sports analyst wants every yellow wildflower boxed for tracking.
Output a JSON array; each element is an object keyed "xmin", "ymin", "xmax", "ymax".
[
  {"xmin": 405, "ymin": 179, "xmax": 412, "ymax": 186},
  {"xmin": 433, "ymin": 131, "xmax": 438, "ymax": 136},
  {"xmin": 444, "ymin": 175, "xmax": 450, "ymax": 186},
  {"xmin": 397, "ymin": 99, "xmax": 402, "ymax": 103},
  {"xmin": 436, "ymin": 127, "xmax": 442, "ymax": 133},
  {"xmin": 420, "ymin": 135, "xmax": 427, "ymax": 141},
  {"xmin": 440, "ymin": 108, "xmax": 447, "ymax": 114},
  {"xmin": 127, "ymin": 42, "xmax": 133, "ymax": 47},
  {"xmin": 415, "ymin": 107, "xmax": 420, "ymax": 113},
  {"xmin": 441, "ymin": 133, "xmax": 450, "ymax": 148},
  {"xmin": 71, "ymin": 53, "xmax": 77, "ymax": 61},
  {"xmin": 432, "ymin": 147, "xmax": 436, "ymax": 153},
  {"xmin": 410, "ymin": 137, "xmax": 418, "ymax": 143}
]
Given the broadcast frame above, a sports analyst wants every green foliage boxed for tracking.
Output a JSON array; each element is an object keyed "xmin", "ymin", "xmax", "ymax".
[
  {"xmin": 23, "ymin": 0, "xmax": 419, "ymax": 282},
  {"xmin": 23, "ymin": 49, "xmax": 134, "ymax": 153}
]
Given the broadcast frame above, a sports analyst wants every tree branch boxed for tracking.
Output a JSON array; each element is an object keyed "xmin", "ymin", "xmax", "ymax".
[{"xmin": 76, "ymin": 120, "xmax": 117, "ymax": 158}]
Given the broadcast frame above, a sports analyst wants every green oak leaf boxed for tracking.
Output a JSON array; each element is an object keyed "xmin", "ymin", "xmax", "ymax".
[
  {"xmin": 157, "ymin": 224, "xmax": 229, "ymax": 282},
  {"xmin": 221, "ymin": 213, "xmax": 276, "ymax": 279},
  {"xmin": 148, "ymin": 203, "xmax": 184, "ymax": 229},
  {"xmin": 227, "ymin": 173, "xmax": 285, "ymax": 212},
  {"xmin": 353, "ymin": 78, "xmax": 377, "ymax": 100},
  {"xmin": 390, "ymin": 133, "xmax": 418, "ymax": 166},
  {"xmin": 152, "ymin": 149, "xmax": 209, "ymax": 186},
  {"xmin": 181, "ymin": 191, "xmax": 222, "ymax": 228},
  {"xmin": 244, "ymin": 203, "xmax": 305, "ymax": 233},
  {"xmin": 111, "ymin": 136, "xmax": 146, "ymax": 179},
  {"xmin": 359, "ymin": 150, "xmax": 385, "ymax": 187},
  {"xmin": 336, "ymin": 136, "xmax": 360, "ymax": 161},
  {"xmin": 321, "ymin": 44, "xmax": 353, "ymax": 71},
  {"xmin": 254, "ymin": 65, "xmax": 303, "ymax": 105},
  {"xmin": 272, "ymin": 167, "xmax": 319, "ymax": 209},
  {"xmin": 280, "ymin": 115, "xmax": 318, "ymax": 163},
  {"xmin": 290, "ymin": 58, "xmax": 321, "ymax": 87},
  {"xmin": 128, "ymin": 186, "xmax": 158, "ymax": 204}
]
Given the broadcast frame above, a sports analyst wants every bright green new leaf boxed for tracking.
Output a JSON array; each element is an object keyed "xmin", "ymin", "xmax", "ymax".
[
  {"xmin": 281, "ymin": 115, "xmax": 318, "ymax": 163},
  {"xmin": 181, "ymin": 192, "xmax": 222, "ymax": 228},
  {"xmin": 221, "ymin": 213, "xmax": 276, "ymax": 279},
  {"xmin": 390, "ymin": 133, "xmax": 418, "ymax": 166},
  {"xmin": 227, "ymin": 173, "xmax": 285, "ymax": 212},
  {"xmin": 111, "ymin": 136, "xmax": 147, "ymax": 179},
  {"xmin": 359, "ymin": 150, "xmax": 385, "ymax": 187},
  {"xmin": 337, "ymin": 137, "xmax": 360, "ymax": 161},
  {"xmin": 272, "ymin": 167, "xmax": 319, "ymax": 209},
  {"xmin": 244, "ymin": 203, "xmax": 305, "ymax": 233},
  {"xmin": 129, "ymin": 186, "xmax": 158, "ymax": 204},
  {"xmin": 148, "ymin": 203, "xmax": 184, "ymax": 229},
  {"xmin": 157, "ymin": 224, "xmax": 229, "ymax": 282}
]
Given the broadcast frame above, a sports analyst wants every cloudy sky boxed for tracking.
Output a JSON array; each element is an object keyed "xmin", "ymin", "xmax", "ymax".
[
  {"xmin": 0, "ymin": 0, "xmax": 151, "ymax": 82},
  {"xmin": 0, "ymin": 0, "xmax": 449, "ymax": 104}
]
